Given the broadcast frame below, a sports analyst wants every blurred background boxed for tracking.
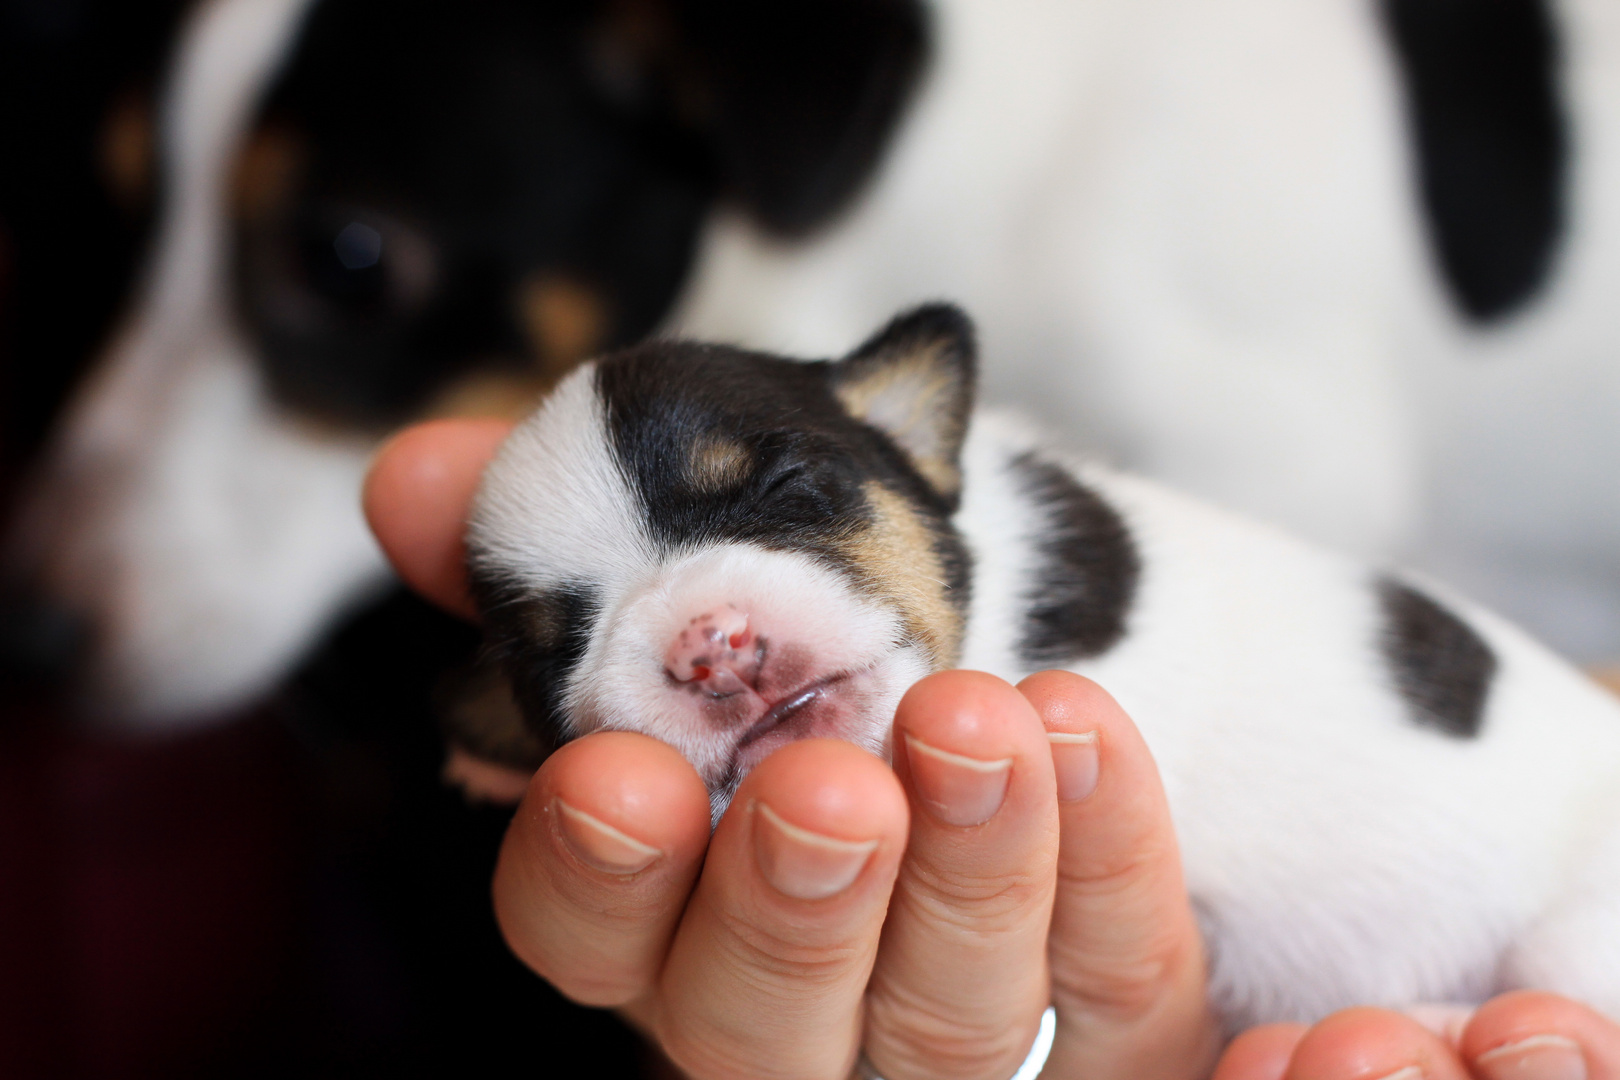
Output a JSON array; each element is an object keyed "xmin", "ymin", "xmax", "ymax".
[{"xmin": 4, "ymin": 0, "xmax": 1617, "ymax": 1075}]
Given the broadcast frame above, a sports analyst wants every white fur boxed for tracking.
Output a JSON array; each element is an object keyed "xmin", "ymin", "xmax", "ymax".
[
  {"xmin": 3, "ymin": 0, "xmax": 391, "ymax": 726},
  {"xmin": 672, "ymin": 0, "xmax": 1620, "ymax": 663},
  {"xmin": 472, "ymin": 366, "xmax": 656, "ymax": 606}
]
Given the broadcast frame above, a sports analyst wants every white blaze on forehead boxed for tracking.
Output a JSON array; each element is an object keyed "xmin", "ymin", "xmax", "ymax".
[{"xmin": 470, "ymin": 364, "xmax": 655, "ymax": 594}]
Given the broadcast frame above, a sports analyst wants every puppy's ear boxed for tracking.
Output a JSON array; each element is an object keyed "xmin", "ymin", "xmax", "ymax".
[{"xmin": 832, "ymin": 304, "xmax": 976, "ymax": 506}]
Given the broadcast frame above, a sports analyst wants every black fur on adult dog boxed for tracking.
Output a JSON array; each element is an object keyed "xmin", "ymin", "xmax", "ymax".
[{"xmin": 3, "ymin": 0, "xmax": 928, "ymax": 726}]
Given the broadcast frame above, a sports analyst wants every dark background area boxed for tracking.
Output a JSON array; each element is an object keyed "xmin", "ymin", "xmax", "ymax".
[{"xmin": 1, "ymin": 2, "xmax": 652, "ymax": 1074}]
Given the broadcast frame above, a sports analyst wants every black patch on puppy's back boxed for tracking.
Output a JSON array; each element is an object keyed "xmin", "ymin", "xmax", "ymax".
[
  {"xmin": 1380, "ymin": 0, "xmax": 1566, "ymax": 321},
  {"xmin": 1376, "ymin": 577, "xmax": 1496, "ymax": 738},
  {"xmin": 1014, "ymin": 454, "xmax": 1140, "ymax": 666}
]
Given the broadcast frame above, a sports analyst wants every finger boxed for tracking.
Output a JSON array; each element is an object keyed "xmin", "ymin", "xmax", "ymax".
[
  {"xmin": 362, "ymin": 417, "xmax": 513, "ymax": 619},
  {"xmin": 655, "ymin": 740, "xmax": 909, "ymax": 1080},
  {"xmin": 1017, "ymin": 671, "xmax": 1221, "ymax": 1080},
  {"xmin": 1285, "ymin": 1008, "xmax": 1470, "ymax": 1080},
  {"xmin": 863, "ymin": 671, "xmax": 1060, "ymax": 1080},
  {"xmin": 1212, "ymin": 1025, "xmax": 1310, "ymax": 1080},
  {"xmin": 1462, "ymin": 991, "xmax": 1620, "ymax": 1080},
  {"xmin": 492, "ymin": 731, "xmax": 711, "ymax": 1006}
]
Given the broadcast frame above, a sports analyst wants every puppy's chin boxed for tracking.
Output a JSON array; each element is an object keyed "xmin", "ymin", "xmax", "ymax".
[{"xmin": 700, "ymin": 644, "xmax": 932, "ymax": 824}]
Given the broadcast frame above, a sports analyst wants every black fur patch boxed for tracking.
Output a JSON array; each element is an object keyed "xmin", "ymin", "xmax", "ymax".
[
  {"xmin": 1380, "ymin": 0, "xmax": 1567, "ymax": 321},
  {"xmin": 674, "ymin": 0, "xmax": 929, "ymax": 235},
  {"xmin": 240, "ymin": 0, "xmax": 714, "ymax": 427},
  {"xmin": 1014, "ymin": 454, "xmax": 1140, "ymax": 666},
  {"xmin": 472, "ymin": 578, "xmax": 598, "ymax": 747},
  {"xmin": 1376, "ymin": 577, "xmax": 1497, "ymax": 738},
  {"xmin": 236, "ymin": 0, "xmax": 927, "ymax": 428}
]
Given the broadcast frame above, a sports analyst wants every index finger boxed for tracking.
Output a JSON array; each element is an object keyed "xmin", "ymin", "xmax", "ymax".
[{"xmin": 362, "ymin": 417, "xmax": 513, "ymax": 619}]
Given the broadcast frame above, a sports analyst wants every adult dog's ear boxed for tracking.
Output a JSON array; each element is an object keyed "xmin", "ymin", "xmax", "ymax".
[
  {"xmin": 670, "ymin": 0, "xmax": 929, "ymax": 236},
  {"xmin": 831, "ymin": 303, "xmax": 976, "ymax": 507}
]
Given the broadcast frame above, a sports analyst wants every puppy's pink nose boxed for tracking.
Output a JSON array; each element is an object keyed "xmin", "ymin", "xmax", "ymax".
[{"xmin": 666, "ymin": 604, "xmax": 760, "ymax": 694}]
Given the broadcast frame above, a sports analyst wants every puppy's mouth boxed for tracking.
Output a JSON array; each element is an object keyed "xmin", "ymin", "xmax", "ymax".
[
  {"xmin": 715, "ymin": 662, "xmax": 885, "ymax": 791},
  {"xmin": 733, "ymin": 672, "xmax": 849, "ymax": 753}
]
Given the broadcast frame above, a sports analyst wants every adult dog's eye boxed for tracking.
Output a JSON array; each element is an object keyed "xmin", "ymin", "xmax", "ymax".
[{"xmin": 295, "ymin": 208, "xmax": 438, "ymax": 317}]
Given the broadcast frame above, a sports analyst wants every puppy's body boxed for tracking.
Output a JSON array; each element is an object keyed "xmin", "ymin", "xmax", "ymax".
[
  {"xmin": 967, "ymin": 424, "xmax": 1620, "ymax": 1024},
  {"xmin": 469, "ymin": 306, "xmax": 1620, "ymax": 1026}
]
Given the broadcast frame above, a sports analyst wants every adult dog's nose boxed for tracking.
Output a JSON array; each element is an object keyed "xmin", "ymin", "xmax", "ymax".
[
  {"xmin": 0, "ymin": 586, "xmax": 86, "ymax": 684},
  {"xmin": 665, "ymin": 604, "xmax": 763, "ymax": 696}
]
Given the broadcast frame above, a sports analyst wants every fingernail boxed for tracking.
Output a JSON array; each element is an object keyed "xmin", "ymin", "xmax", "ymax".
[
  {"xmin": 1476, "ymin": 1035, "xmax": 1587, "ymax": 1080},
  {"xmin": 554, "ymin": 798, "xmax": 662, "ymax": 874},
  {"xmin": 1048, "ymin": 731, "xmax": 1099, "ymax": 802},
  {"xmin": 904, "ymin": 734, "xmax": 1013, "ymax": 826},
  {"xmin": 753, "ymin": 801, "xmax": 878, "ymax": 900},
  {"xmin": 1371, "ymin": 1068, "xmax": 1424, "ymax": 1080}
]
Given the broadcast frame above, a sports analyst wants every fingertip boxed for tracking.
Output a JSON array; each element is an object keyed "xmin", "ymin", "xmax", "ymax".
[
  {"xmin": 734, "ymin": 738, "xmax": 910, "ymax": 849},
  {"xmin": 1286, "ymin": 1008, "xmax": 1464, "ymax": 1080},
  {"xmin": 363, "ymin": 417, "xmax": 513, "ymax": 620},
  {"xmin": 1212, "ymin": 1024, "xmax": 1308, "ymax": 1080},
  {"xmin": 543, "ymin": 731, "xmax": 713, "ymax": 865},
  {"xmin": 900, "ymin": 669, "xmax": 1039, "ymax": 731},
  {"xmin": 1463, "ymin": 991, "xmax": 1620, "ymax": 1078},
  {"xmin": 1017, "ymin": 669, "xmax": 1126, "ymax": 733},
  {"xmin": 894, "ymin": 670, "xmax": 1048, "ymax": 768}
]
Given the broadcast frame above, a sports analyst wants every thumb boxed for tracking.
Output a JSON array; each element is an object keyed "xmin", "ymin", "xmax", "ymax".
[{"xmin": 362, "ymin": 417, "xmax": 513, "ymax": 620}]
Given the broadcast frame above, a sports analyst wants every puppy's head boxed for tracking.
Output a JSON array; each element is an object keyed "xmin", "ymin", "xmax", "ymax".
[{"xmin": 468, "ymin": 304, "xmax": 975, "ymax": 809}]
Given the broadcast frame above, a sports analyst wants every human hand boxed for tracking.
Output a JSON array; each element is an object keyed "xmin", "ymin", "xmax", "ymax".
[
  {"xmin": 363, "ymin": 417, "xmax": 1221, "ymax": 1080},
  {"xmin": 1214, "ymin": 993, "xmax": 1620, "ymax": 1080}
]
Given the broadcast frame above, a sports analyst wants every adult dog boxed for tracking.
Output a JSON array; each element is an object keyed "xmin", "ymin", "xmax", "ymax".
[
  {"xmin": 4, "ymin": 0, "xmax": 924, "ymax": 728},
  {"xmin": 11, "ymin": 0, "xmax": 1620, "ymax": 731}
]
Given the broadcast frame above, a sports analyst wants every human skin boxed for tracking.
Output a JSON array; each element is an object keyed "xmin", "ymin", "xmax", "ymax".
[{"xmin": 365, "ymin": 418, "xmax": 1620, "ymax": 1080}]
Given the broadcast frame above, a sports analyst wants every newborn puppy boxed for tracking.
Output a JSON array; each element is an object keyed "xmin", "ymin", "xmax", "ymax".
[{"xmin": 466, "ymin": 304, "xmax": 1620, "ymax": 1028}]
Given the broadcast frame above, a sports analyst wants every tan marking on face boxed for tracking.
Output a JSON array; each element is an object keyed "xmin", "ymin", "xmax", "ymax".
[
  {"xmin": 833, "ymin": 342, "xmax": 964, "ymax": 498},
  {"xmin": 517, "ymin": 274, "xmax": 608, "ymax": 379},
  {"xmin": 686, "ymin": 434, "xmax": 752, "ymax": 493},
  {"xmin": 233, "ymin": 126, "xmax": 305, "ymax": 223},
  {"xmin": 844, "ymin": 481, "xmax": 964, "ymax": 669},
  {"xmin": 425, "ymin": 370, "xmax": 554, "ymax": 421}
]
